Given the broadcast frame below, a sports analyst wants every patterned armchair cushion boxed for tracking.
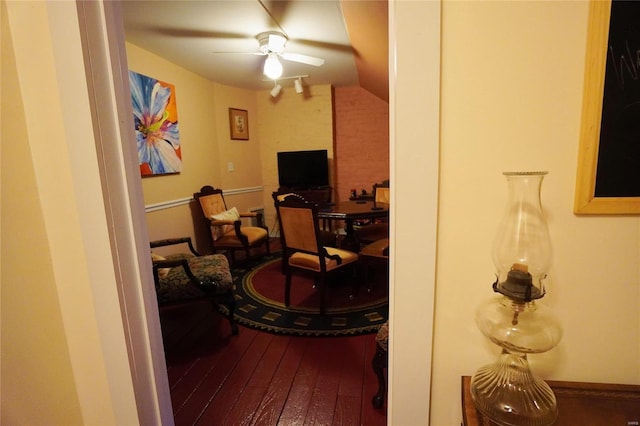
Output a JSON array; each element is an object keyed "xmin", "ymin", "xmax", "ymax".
[
  {"xmin": 155, "ymin": 253, "xmax": 233, "ymax": 305},
  {"xmin": 151, "ymin": 252, "xmax": 171, "ymax": 278},
  {"xmin": 375, "ymin": 320, "xmax": 389, "ymax": 352}
]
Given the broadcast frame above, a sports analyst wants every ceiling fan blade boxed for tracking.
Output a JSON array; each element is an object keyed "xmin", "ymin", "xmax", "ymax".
[
  {"xmin": 258, "ymin": 0, "xmax": 293, "ymax": 38},
  {"xmin": 280, "ymin": 52, "xmax": 325, "ymax": 67},
  {"xmin": 212, "ymin": 51, "xmax": 266, "ymax": 56},
  {"xmin": 150, "ymin": 27, "xmax": 250, "ymax": 41},
  {"xmin": 293, "ymin": 38, "xmax": 359, "ymax": 56}
]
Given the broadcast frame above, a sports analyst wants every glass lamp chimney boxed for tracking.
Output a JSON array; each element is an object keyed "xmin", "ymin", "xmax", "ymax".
[{"xmin": 492, "ymin": 171, "xmax": 552, "ymax": 302}]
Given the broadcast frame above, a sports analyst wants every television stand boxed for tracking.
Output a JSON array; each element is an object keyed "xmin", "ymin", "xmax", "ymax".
[{"xmin": 277, "ymin": 186, "xmax": 332, "ymax": 205}]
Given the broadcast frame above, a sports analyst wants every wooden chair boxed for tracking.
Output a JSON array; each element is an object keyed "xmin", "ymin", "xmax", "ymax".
[
  {"xmin": 273, "ymin": 187, "xmax": 335, "ymax": 232},
  {"xmin": 372, "ymin": 320, "xmax": 389, "ymax": 409},
  {"xmin": 359, "ymin": 237, "xmax": 390, "ymax": 294},
  {"xmin": 276, "ymin": 194, "xmax": 359, "ymax": 314},
  {"xmin": 355, "ymin": 182, "xmax": 390, "ymax": 246},
  {"xmin": 194, "ymin": 185, "xmax": 270, "ymax": 265},
  {"xmin": 150, "ymin": 237, "xmax": 238, "ymax": 335},
  {"xmin": 361, "ymin": 239, "xmax": 390, "ymax": 407},
  {"xmin": 272, "ymin": 191, "xmax": 337, "ymax": 247},
  {"xmin": 272, "ymin": 192, "xmax": 338, "ymax": 274}
]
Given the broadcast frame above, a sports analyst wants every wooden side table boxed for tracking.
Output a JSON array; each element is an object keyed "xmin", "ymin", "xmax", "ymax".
[{"xmin": 461, "ymin": 376, "xmax": 640, "ymax": 426}]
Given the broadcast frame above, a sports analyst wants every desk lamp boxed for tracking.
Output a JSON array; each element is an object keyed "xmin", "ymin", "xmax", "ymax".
[{"xmin": 470, "ymin": 171, "xmax": 562, "ymax": 426}]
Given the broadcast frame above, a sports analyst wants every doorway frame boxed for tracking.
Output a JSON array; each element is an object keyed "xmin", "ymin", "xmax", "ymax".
[{"xmin": 80, "ymin": 0, "xmax": 441, "ymax": 424}]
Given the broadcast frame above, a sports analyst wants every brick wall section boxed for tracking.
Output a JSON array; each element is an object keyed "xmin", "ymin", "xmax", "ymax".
[{"xmin": 334, "ymin": 87, "xmax": 389, "ymax": 202}]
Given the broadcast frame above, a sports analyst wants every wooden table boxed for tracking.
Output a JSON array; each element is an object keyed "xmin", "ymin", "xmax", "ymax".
[
  {"xmin": 461, "ymin": 375, "xmax": 640, "ymax": 426},
  {"xmin": 317, "ymin": 200, "xmax": 389, "ymax": 250}
]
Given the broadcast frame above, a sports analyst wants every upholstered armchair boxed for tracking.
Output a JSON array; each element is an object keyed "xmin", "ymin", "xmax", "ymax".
[
  {"xmin": 272, "ymin": 191, "xmax": 337, "ymax": 247},
  {"xmin": 194, "ymin": 185, "xmax": 270, "ymax": 265},
  {"xmin": 150, "ymin": 237, "xmax": 237, "ymax": 335},
  {"xmin": 272, "ymin": 192, "xmax": 337, "ymax": 273}
]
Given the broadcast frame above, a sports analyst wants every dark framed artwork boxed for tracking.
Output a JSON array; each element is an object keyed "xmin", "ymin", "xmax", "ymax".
[
  {"xmin": 229, "ymin": 108, "xmax": 249, "ymax": 140},
  {"xmin": 575, "ymin": 0, "xmax": 640, "ymax": 214}
]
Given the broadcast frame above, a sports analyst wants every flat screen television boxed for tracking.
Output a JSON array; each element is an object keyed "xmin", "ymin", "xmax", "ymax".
[{"xmin": 277, "ymin": 149, "xmax": 329, "ymax": 189}]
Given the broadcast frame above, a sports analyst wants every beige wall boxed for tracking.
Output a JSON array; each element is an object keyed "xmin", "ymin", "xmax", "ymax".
[
  {"xmin": 126, "ymin": 43, "xmax": 265, "ymax": 250},
  {"xmin": 430, "ymin": 1, "xmax": 640, "ymax": 425},
  {"xmin": 126, "ymin": 43, "xmax": 340, "ymax": 245},
  {"xmin": 126, "ymin": 43, "xmax": 220, "ymax": 205},
  {"xmin": 213, "ymin": 83, "xmax": 263, "ymax": 192},
  {"xmin": 2, "ymin": 1, "xmax": 140, "ymax": 424},
  {"xmin": 257, "ymin": 84, "xmax": 335, "ymax": 232},
  {"xmin": 1, "ymin": 3, "xmax": 83, "ymax": 423}
]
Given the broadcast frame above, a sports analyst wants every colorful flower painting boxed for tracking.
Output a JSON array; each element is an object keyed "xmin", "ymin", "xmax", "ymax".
[{"xmin": 128, "ymin": 71, "xmax": 182, "ymax": 176}]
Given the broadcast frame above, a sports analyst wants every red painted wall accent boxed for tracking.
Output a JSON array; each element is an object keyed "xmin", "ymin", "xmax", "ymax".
[{"xmin": 334, "ymin": 87, "xmax": 390, "ymax": 202}]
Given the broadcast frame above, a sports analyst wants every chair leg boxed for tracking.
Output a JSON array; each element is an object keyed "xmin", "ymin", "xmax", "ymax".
[
  {"xmin": 363, "ymin": 259, "xmax": 371, "ymax": 293},
  {"xmin": 319, "ymin": 276, "xmax": 326, "ymax": 315},
  {"xmin": 214, "ymin": 291, "xmax": 238, "ymax": 335},
  {"xmin": 350, "ymin": 263, "xmax": 361, "ymax": 300},
  {"xmin": 371, "ymin": 344, "xmax": 388, "ymax": 409},
  {"xmin": 225, "ymin": 292, "xmax": 238, "ymax": 335}
]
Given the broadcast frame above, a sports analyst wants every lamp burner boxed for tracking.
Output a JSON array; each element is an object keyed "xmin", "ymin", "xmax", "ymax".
[{"xmin": 493, "ymin": 269, "xmax": 545, "ymax": 302}]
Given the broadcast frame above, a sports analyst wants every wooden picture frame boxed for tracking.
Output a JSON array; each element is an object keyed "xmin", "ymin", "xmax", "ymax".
[
  {"xmin": 229, "ymin": 108, "xmax": 249, "ymax": 140},
  {"xmin": 574, "ymin": 0, "xmax": 640, "ymax": 214}
]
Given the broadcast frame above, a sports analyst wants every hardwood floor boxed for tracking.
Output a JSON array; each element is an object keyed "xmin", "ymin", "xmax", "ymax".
[{"xmin": 159, "ymin": 244, "xmax": 388, "ymax": 426}]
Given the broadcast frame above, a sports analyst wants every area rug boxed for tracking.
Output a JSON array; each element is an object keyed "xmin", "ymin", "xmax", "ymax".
[{"xmin": 226, "ymin": 253, "xmax": 388, "ymax": 336}]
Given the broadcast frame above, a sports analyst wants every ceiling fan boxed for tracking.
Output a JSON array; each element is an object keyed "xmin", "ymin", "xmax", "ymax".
[{"xmin": 216, "ymin": 30, "xmax": 325, "ymax": 80}]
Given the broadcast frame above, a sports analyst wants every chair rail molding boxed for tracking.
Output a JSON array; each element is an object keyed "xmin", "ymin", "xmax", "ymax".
[{"xmin": 145, "ymin": 186, "xmax": 264, "ymax": 213}]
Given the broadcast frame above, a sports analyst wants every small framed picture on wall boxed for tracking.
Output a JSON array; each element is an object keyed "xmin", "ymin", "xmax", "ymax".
[{"xmin": 229, "ymin": 108, "xmax": 249, "ymax": 140}]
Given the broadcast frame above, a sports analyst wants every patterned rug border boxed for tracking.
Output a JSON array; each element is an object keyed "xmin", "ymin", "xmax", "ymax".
[{"xmin": 225, "ymin": 254, "xmax": 389, "ymax": 337}]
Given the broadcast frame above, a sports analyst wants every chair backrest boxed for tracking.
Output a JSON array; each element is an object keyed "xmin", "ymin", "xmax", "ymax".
[
  {"xmin": 276, "ymin": 195, "xmax": 322, "ymax": 255},
  {"xmin": 194, "ymin": 185, "xmax": 228, "ymax": 218},
  {"xmin": 374, "ymin": 183, "xmax": 390, "ymax": 204}
]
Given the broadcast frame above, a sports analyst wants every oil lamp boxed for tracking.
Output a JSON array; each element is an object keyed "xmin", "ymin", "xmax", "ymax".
[{"xmin": 470, "ymin": 171, "xmax": 562, "ymax": 426}]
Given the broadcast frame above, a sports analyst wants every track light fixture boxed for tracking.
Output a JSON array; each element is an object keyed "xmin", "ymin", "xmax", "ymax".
[
  {"xmin": 270, "ymin": 82, "xmax": 282, "ymax": 98},
  {"xmin": 263, "ymin": 75, "xmax": 308, "ymax": 98}
]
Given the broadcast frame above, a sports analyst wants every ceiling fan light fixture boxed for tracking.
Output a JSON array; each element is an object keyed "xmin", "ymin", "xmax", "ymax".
[
  {"xmin": 267, "ymin": 33, "xmax": 287, "ymax": 53},
  {"xmin": 264, "ymin": 53, "xmax": 283, "ymax": 79},
  {"xmin": 257, "ymin": 31, "xmax": 287, "ymax": 54}
]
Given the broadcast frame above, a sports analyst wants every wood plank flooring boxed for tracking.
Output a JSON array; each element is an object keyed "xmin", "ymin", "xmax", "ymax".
[{"xmin": 159, "ymin": 244, "xmax": 388, "ymax": 425}]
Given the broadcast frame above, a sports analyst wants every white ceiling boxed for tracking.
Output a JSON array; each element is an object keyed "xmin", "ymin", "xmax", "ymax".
[{"xmin": 121, "ymin": 0, "xmax": 362, "ymax": 92}]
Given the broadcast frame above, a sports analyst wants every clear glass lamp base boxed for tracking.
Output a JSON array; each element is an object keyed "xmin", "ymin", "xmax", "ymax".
[{"xmin": 470, "ymin": 351, "xmax": 558, "ymax": 426}]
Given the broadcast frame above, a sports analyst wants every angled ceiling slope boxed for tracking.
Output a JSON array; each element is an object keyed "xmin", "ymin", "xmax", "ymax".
[{"xmin": 340, "ymin": 0, "xmax": 389, "ymax": 102}]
